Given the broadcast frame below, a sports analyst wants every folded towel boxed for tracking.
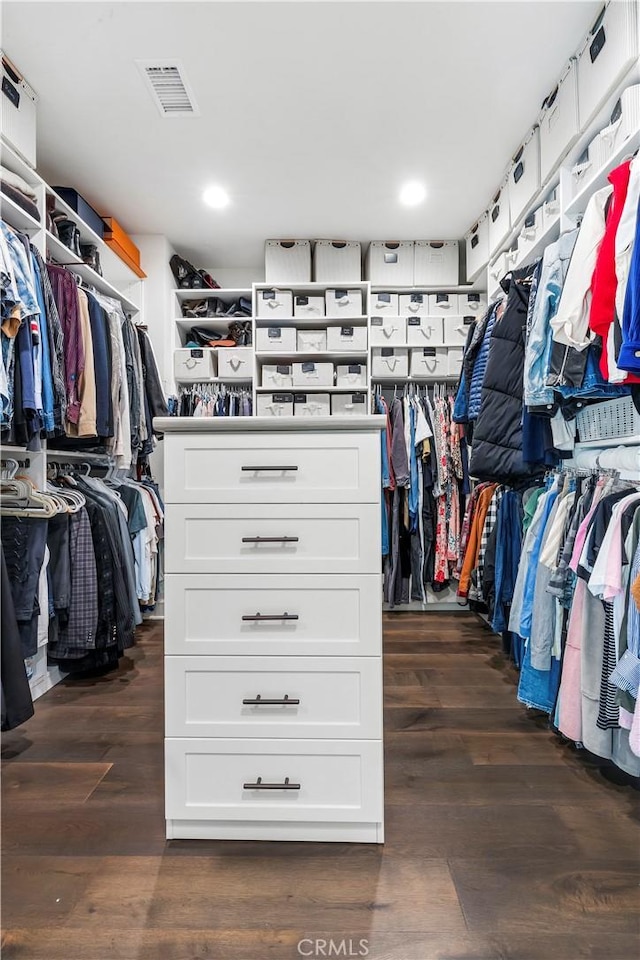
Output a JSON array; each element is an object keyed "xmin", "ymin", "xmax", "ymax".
[
  {"xmin": 0, "ymin": 181, "xmax": 40, "ymax": 221},
  {"xmin": 0, "ymin": 165, "xmax": 38, "ymax": 202}
]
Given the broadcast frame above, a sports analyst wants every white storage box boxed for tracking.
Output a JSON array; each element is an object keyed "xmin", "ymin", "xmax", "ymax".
[
  {"xmin": 508, "ymin": 127, "xmax": 541, "ymax": 224},
  {"xmin": 488, "ymin": 252, "xmax": 508, "ymax": 290},
  {"xmin": 294, "ymin": 294, "xmax": 325, "ymax": 318},
  {"xmin": 325, "ymin": 288, "xmax": 364, "ymax": 318},
  {"xmin": 297, "ymin": 329, "xmax": 327, "ymax": 352},
  {"xmin": 366, "ymin": 241, "xmax": 414, "ymax": 285},
  {"xmin": 443, "ymin": 316, "xmax": 473, "ymax": 347},
  {"xmin": 336, "ymin": 363, "xmax": 367, "ymax": 387},
  {"xmin": 399, "ymin": 292, "xmax": 428, "ymax": 316},
  {"xmin": 541, "ymin": 190, "xmax": 561, "ymax": 230},
  {"xmin": 217, "ymin": 347, "xmax": 253, "ymax": 380},
  {"xmin": 332, "ymin": 393, "xmax": 368, "ymax": 416},
  {"xmin": 370, "ymin": 291, "xmax": 399, "ymax": 314},
  {"xmin": 264, "ymin": 240, "xmax": 311, "ymax": 283},
  {"xmin": 371, "ymin": 348, "xmax": 408, "ymax": 378},
  {"xmin": 256, "ymin": 289, "xmax": 294, "ymax": 319},
  {"xmin": 406, "ymin": 316, "xmax": 444, "ymax": 346},
  {"xmin": 410, "ymin": 347, "xmax": 448, "ymax": 378},
  {"xmin": 1, "ymin": 55, "xmax": 37, "ymax": 167},
  {"xmin": 255, "ymin": 325, "xmax": 297, "ymax": 352},
  {"xmin": 458, "ymin": 292, "xmax": 487, "ymax": 317},
  {"xmin": 261, "ymin": 363, "xmax": 294, "ymax": 389},
  {"xmin": 539, "ymin": 59, "xmax": 580, "ymax": 183},
  {"xmin": 414, "ymin": 241, "xmax": 459, "ymax": 285},
  {"xmin": 370, "ymin": 316, "xmax": 406, "ymax": 346},
  {"xmin": 577, "ymin": 1, "xmax": 639, "ymax": 129},
  {"xmin": 465, "ymin": 213, "xmax": 490, "ymax": 282},
  {"xmin": 447, "ymin": 347, "xmax": 464, "ymax": 377},
  {"xmin": 428, "ymin": 293, "xmax": 457, "ymax": 315},
  {"xmin": 313, "ymin": 240, "xmax": 362, "ymax": 283},
  {"xmin": 294, "ymin": 393, "xmax": 331, "ymax": 417},
  {"xmin": 256, "ymin": 392, "xmax": 294, "ymax": 416},
  {"xmin": 292, "ymin": 361, "xmax": 334, "ymax": 387},
  {"xmin": 488, "ymin": 180, "xmax": 511, "ymax": 254},
  {"xmin": 603, "ymin": 84, "xmax": 640, "ymax": 157},
  {"xmin": 326, "ymin": 324, "xmax": 368, "ymax": 352},
  {"xmin": 174, "ymin": 348, "xmax": 216, "ymax": 382},
  {"xmin": 517, "ymin": 207, "xmax": 544, "ymax": 260}
]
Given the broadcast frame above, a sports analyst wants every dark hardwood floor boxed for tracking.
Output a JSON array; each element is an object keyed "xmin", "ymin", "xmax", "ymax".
[{"xmin": 2, "ymin": 613, "xmax": 639, "ymax": 960}]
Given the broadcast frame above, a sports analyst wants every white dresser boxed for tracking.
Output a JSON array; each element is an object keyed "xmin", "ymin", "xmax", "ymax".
[{"xmin": 155, "ymin": 416, "xmax": 386, "ymax": 843}]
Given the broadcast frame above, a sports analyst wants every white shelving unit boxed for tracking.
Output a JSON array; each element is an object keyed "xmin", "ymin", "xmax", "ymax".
[{"xmin": 0, "ymin": 136, "xmax": 146, "ymax": 700}]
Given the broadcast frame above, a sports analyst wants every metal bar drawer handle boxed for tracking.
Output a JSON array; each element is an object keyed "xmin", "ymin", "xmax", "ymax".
[
  {"xmin": 241, "ymin": 465, "xmax": 298, "ymax": 471},
  {"xmin": 242, "ymin": 694, "xmax": 301, "ymax": 705},
  {"xmin": 242, "ymin": 536, "xmax": 299, "ymax": 544},
  {"xmin": 242, "ymin": 612, "xmax": 299, "ymax": 621},
  {"xmin": 243, "ymin": 777, "xmax": 301, "ymax": 791}
]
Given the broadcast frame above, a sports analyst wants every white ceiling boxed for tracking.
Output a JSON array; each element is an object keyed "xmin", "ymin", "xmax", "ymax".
[{"xmin": 4, "ymin": 0, "xmax": 601, "ymax": 270}]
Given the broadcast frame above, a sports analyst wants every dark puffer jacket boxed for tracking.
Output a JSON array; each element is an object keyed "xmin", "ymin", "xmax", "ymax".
[{"xmin": 470, "ymin": 264, "xmax": 543, "ymax": 483}]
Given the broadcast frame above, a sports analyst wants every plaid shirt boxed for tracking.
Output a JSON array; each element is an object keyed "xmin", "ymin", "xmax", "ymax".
[{"xmin": 469, "ymin": 486, "xmax": 503, "ymax": 601}]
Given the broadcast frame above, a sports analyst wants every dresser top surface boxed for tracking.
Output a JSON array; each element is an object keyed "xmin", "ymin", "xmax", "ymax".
[{"xmin": 154, "ymin": 416, "xmax": 386, "ymax": 434}]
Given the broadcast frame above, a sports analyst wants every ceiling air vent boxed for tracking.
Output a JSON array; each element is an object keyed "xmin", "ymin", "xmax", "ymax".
[{"xmin": 136, "ymin": 59, "xmax": 199, "ymax": 117}]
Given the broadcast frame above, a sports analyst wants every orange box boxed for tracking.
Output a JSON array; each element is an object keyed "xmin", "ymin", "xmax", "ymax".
[
  {"xmin": 102, "ymin": 216, "xmax": 141, "ymax": 266},
  {"xmin": 105, "ymin": 237, "xmax": 147, "ymax": 278}
]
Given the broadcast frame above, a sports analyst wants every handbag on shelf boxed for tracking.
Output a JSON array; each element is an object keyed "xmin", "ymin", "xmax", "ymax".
[{"xmin": 182, "ymin": 298, "xmax": 221, "ymax": 318}]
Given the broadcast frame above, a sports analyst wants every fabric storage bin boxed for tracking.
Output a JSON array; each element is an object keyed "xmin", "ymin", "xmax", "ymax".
[
  {"xmin": 488, "ymin": 251, "xmax": 508, "ymax": 290},
  {"xmin": 292, "ymin": 361, "xmax": 334, "ymax": 387},
  {"xmin": 261, "ymin": 364, "xmax": 294, "ymax": 389},
  {"xmin": 52, "ymin": 186, "xmax": 105, "ymax": 238},
  {"xmin": 370, "ymin": 291, "xmax": 399, "ymax": 314},
  {"xmin": 603, "ymin": 84, "xmax": 640, "ymax": 157},
  {"xmin": 336, "ymin": 363, "xmax": 367, "ymax": 387},
  {"xmin": 326, "ymin": 324, "xmax": 368, "ymax": 352},
  {"xmin": 294, "ymin": 295, "xmax": 325, "ymax": 318},
  {"xmin": 217, "ymin": 347, "xmax": 253, "ymax": 380},
  {"xmin": 366, "ymin": 242, "xmax": 414, "ymax": 285},
  {"xmin": 517, "ymin": 207, "xmax": 544, "ymax": 261},
  {"xmin": 465, "ymin": 213, "xmax": 490, "ymax": 282},
  {"xmin": 399, "ymin": 292, "xmax": 428, "ymax": 316},
  {"xmin": 1, "ymin": 55, "xmax": 37, "ymax": 167},
  {"xmin": 255, "ymin": 325, "xmax": 297, "ymax": 352},
  {"xmin": 414, "ymin": 241, "xmax": 459, "ymax": 285},
  {"xmin": 371, "ymin": 348, "xmax": 408, "ymax": 378},
  {"xmin": 264, "ymin": 240, "xmax": 311, "ymax": 283},
  {"xmin": 256, "ymin": 393, "xmax": 294, "ymax": 417},
  {"xmin": 488, "ymin": 180, "xmax": 511, "ymax": 254},
  {"xmin": 539, "ymin": 59, "xmax": 580, "ymax": 183},
  {"xmin": 174, "ymin": 348, "xmax": 216, "ymax": 382},
  {"xmin": 256, "ymin": 289, "xmax": 294, "ymax": 319},
  {"xmin": 541, "ymin": 190, "xmax": 560, "ymax": 230},
  {"xmin": 297, "ymin": 329, "xmax": 327, "ymax": 352},
  {"xmin": 294, "ymin": 393, "xmax": 331, "ymax": 417},
  {"xmin": 313, "ymin": 240, "xmax": 362, "ymax": 283},
  {"xmin": 406, "ymin": 316, "xmax": 444, "ymax": 347},
  {"xmin": 443, "ymin": 316, "xmax": 473, "ymax": 347},
  {"xmin": 325, "ymin": 288, "xmax": 363, "ymax": 318},
  {"xmin": 507, "ymin": 127, "xmax": 540, "ymax": 224},
  {"xmin": 332, "ymin": 393, "xmax": 368, "ymax": 416},
  {"xmin": 447, "ymin": 347, "xmax": 464, "ymax": 376},
  {"xmin": 370, "ymin": 316, "xmax": 406, "ymax": 346},
  {"xmin": 427, "ymin": 293, "xmax": 457, "ymax": 315},
  {"xmin": 577, "ymin": 1, "xmax": 639, "ymax": 129},
  {"xmin": 410, "ymin": 347, "xmax": 448, "ymax": 378},
  {"xmin": 458, "ymin": 292, "xmax": 487, "ymax": 316}
]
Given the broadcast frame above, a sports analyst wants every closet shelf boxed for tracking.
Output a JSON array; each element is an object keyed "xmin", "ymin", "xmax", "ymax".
[
  {"xmin": 175, "ymin": 317, "xmax": 252, "ymax": 333},
  {"xmin": 173, "ymin": 287, "xmax": 252, "ymax": 300},
  {"xmin": 174, "ymin": 377, "xmax": 252, "ymax": 385},
  {"xmin": 45, "ymin": 230, "xmax": 140, "ymax": 313},
  {"xmin": 256, "ymin": 281, "xmax": 370, "ymax": 292},
  {"xmin": 255, "ymin": 351, "xmax": 368, "ymax": 361},
  {"xmin": 1, "ymin": 194, "xmax": 42, "ymax": 232},
  {"xmin": 372, "ymin": 342, "xmax": 469, "ymax": 350},
  {"xmin": 565, "ymin": 127, "xmax": 640, "ymax": 218},
  {"xmin": 254, "ymin": 316, "xmax": 368, "ymax": 326},
  {"xmin": 370, "ymin": 284, "xmax": 480, "ymax": 293},
  {"xmin": 255, "ymin": 386, "xmax": 370, "ymax": 394},
  {"xmin": 372, "ymin": 375, "xmax": 459, "ymax": 382}
]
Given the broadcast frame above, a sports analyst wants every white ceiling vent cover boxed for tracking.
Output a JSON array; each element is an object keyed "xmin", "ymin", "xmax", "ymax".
[{"xmin": 136, "ymin": 60, "xmax": 200, "ymax": 117}]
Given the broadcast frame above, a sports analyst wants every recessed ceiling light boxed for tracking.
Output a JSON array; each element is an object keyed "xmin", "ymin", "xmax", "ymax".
[
  {"xmin": 203, "ymin": 185, "xmax": 230, "ymax": 209},
  {"xmin": 399, "ymin": 181, "xmax": 427, "ymax": 206}
]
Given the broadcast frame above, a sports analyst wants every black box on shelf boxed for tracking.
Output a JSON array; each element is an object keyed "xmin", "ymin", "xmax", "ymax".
[{"xmin": 52, "ymin": 187, "xmax": 105, "ymax": 238}]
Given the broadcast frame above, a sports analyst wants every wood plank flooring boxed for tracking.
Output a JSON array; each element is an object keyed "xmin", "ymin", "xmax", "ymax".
[{"xmin": 2, "ymin": 612, "xmax": 639, "ymax": 960}]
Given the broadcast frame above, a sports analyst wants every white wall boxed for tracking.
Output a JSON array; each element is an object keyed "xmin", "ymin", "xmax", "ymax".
[{"xmin": 204, "ymin": 265, "xmax": 263, "ymax": 287}]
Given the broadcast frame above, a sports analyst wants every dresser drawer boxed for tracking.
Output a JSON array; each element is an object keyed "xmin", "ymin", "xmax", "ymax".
[
  {"xmin": 164, "ymin": 574, "xmax": 381, "ymax": 656},
  {"xmin": 165, "ymin": 738, "xmax": 384, "ymax": 823},
  {"xmin": 164, "ymin": 432, "xmax": 380, "ymax": 504},
  {"xmin": 165, "ymin": 503, "xmax": 380, "ymax": 575},
  {"xmin": 165, "ymin": 656, "xmax": 383, "ymax": 739}
]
